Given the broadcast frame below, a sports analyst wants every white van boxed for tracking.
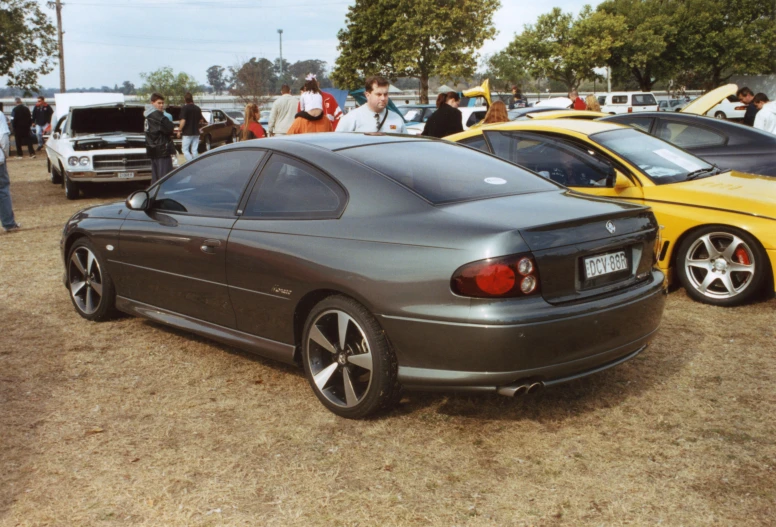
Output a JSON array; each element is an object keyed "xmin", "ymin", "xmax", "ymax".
[{"xmin": 598, "ymin": 92, "xmax": 659, "ymax": 114}]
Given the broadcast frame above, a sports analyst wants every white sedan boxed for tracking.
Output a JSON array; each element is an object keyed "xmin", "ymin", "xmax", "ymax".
[{"xmin": 706, "ymin": 95, "xmax": 747, "ymax": 120}]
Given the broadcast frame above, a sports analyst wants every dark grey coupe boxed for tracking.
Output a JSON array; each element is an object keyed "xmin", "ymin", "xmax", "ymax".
[{"xmin": 61, "ymin": 134, "xmax": 666, "ymax": 418}]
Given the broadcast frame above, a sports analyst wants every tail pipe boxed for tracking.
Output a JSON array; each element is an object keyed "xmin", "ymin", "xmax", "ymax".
[{"xmin": 497, "ymin": 381, "xmax": 544, "ymax": 397}]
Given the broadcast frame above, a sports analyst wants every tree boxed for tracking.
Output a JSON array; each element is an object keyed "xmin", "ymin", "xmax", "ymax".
[
  {"xmin": 206, "ymin": 65, "xmax": 228, "ymax": 95},
  {"xmin": 138, "ymin": 67, "xmax": 199, "ymax": 105},
  {"xmin": 332, "ymin": 0, "xmax": 500, "ymax": 103},
  {"xmin": 120, "ymin": 80, "xmax": 135, "ymax": 95},
  {"xmin": 229, "ymin": 57, "xmax": 276, "ymax": 105},
  {"xmin": 288, "ymin": 59, "xmax": 332, "ymax": 89},
  {"xmin": 485, "ymin": 51, "xmax": 530, "ymax": 93},
  {"xmin": 671, "ymin": 0, "xmax": 776, "ymax": 90},
  {"xmin": 499, "ymin": 6, "xmax": 626, "ymax": 91},
  {"xmin": 0, "ymin": 0, "xmax": 57, "ymax": 94},
  {"xmin": 597, "ymin": 0, "xmax": 678, "ymax": 92}
]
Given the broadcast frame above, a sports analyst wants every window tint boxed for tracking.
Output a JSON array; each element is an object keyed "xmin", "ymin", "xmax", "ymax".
[
  {"xmin": 459, "ymin": 135, "xmax": 490, "ymax": 152},
  {"xmin": 484, "ymin": 131, "xmax": 612, "ymax": 188},
  {"xmin": 612, "ymin": 116, "xmax": 654, "ymax": 132},
  {"xmin": 726, "ymin": 95, "xmax": 738, "ymax": 103},
  {"xmin": 612, "ymin": 95, "xmax": 628, "ymax": 104},
  {"xmin": 466, "ymin": 111, "xmax": 487, "ymax": 127},
  {"xmin": 243, "ymin": 155, "xmax": 345, "ymax": 219},
  {"xmin": 598, "ymin": 96, "xmax": 606, "ymax": 105},
  {"xmin": 632, "ymin": 94, "xmax": 657, "ymax": 105},
  {"xmin": 339, "ymin": 141, "xmax": 556, "ymax": 204},
  {"xmin": 155, "ymin": 150, "xmax": 264, "ymax": 215},
  {"xmin": 655, "ymin": 121, "xmax": 726, "ymax": 148}
]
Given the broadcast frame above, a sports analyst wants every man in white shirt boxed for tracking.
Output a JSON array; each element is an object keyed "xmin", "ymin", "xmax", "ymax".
[
  {"xmin": 752, "ymin": 93, "xmax": 776, "ymax": 135},
  {"xmin": 336, "ymin": 76, "xmax": 407, "ymax": 133},
  {"xmin": 268, "ymin": 84, "xmax": 299, "ymax": 136}
]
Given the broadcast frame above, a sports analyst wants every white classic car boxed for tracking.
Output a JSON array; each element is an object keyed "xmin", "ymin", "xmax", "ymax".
[{"xmin": 45, "ymin": 94, "xmax": 176, "ymax": 200}]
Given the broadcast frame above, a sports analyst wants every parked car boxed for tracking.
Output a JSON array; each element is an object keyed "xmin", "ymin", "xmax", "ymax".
[
  {"xmin": 397, "ymin": 104, "xmax": 436, "ymax": 126},
  {"xmin": 45, "ymin": 100, "xmax": 175, "ymax": 200},
  {"xmin": 225, "ymin": 109, "xmax": 244, "ymax": 126},
  {"xmin": 658, "ymin": 99, "xmax": 689, "ymax": 112},
  {"xmin": 705, "ymin": 94, "xmax": 747, "ymax": 120},
  {"xmin": 167, "ymin": 106, "xmax": 238, "ymax": 152},
  {"xmin": 601, "ymin": 112, "xmax": 776, "ymax": 177},
  {"xmin": 449, "ymin": 119, "xmax": 776, "ymax": 306},
  {"xmin": 61, "ymin": 134, "xmax": 666, "ymax": 418},
  {"xmin": 405, "ymin": 106, "xmax": 487, "ymax": 135},
  {"xmin": 517, "ymin": 109, "xmax": 608, "ymax": 121},
  {"xmin": 598, "ymin": 92, "xmax": 659, "ymax": 114}
]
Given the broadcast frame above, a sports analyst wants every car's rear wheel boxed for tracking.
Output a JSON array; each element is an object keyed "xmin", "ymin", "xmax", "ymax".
[
  {"xmin": 229, "ymin": 128, "xmax": 237, "ymax": 143},
  {"xmin": 205, "ymin": 135, "xmax": 212, "ymax": 151},
  {"xmin": 677, "ymin": 226, "xmax": 768, "ymax": 306},
  {"xmin": 302, "ymin": 296, "xmax": 400, "ymax": 419},
  {"xmin": 67, "ymin": 239, "xmax": 116, "ymax": 321},
  {"xmin": 50, "ymin": 160, "xmax": 62, "ymax": 184},
  {"xmin": 64, "ymin": 174, "xmax": 80, "ymax": 200},
  {"xmin": 714, "ymin": 111, "xmax": 726, "ymax": 119}
]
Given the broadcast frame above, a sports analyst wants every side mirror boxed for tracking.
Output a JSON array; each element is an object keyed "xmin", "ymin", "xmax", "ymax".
[
  {"xmin": 126, "ymin": 190, "xmax": 150, "ymax": 211},
  {"xmin": 52, "ymin": 132, "xmax": 60, "ymax": 140},
  {"xmin": 613, "ymin": 171, "xmax": 634, "ymax": 191}
]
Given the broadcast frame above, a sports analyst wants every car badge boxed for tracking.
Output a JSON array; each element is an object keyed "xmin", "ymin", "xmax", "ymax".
[
  {"xmin": 122, "ymin": 158, "xmax": 128, "ymax": 165},
  {"xmin": 606, "ymin": 221, "xmax": 616, "ymax": 234}
]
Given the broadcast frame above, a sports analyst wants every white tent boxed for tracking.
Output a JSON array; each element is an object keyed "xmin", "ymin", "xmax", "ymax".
[{"xmin": 437, "ymin": 84, "xmax": 455, "ymax": 93}]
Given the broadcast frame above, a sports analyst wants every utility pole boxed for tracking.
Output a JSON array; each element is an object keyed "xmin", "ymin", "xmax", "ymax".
[
  {"xmin": 55, "ymin": 0, "xmax": 66, "ymax": 92},
  {"xmin": 277, "ymin": 29, "xmax": 283, "ymax": 78}
]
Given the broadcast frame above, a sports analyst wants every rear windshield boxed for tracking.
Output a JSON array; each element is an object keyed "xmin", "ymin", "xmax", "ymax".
[
  {"xmin": 633, "ymin": 94, "xmax": 657, "ymax": 105},
  {"xmin": 338, "ymin": 141, "xmax": 557, "ymax": 204}
]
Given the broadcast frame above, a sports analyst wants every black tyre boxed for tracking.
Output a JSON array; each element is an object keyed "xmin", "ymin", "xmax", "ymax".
[
  {"xmin": 67, "ymin": 238, "xmax": 117, "ymax": 321},
  {"xmin": 64, "ymin": 174, "xmax": 80, "ymax": 200},
  {"xmin": 714, "ymin": 111, "xmax": 726, "ymax": 119},
  {"xmin": 677, "ymin": 226, "xmax": 768, "ymax": 306},
  {"xmin": 50, "ymin": 161, "xmax": 62, "ymax": 184},
  {"xmin": 302, "ymin": 296, "xmax": 400, "ymax": 419},
  {"xmin": 205, "ymin": 135, "xmax": 212, "ymax": 151},
  {"xmin": 228, "ymin": 128, "xmax": 237, "ymax": 144}
]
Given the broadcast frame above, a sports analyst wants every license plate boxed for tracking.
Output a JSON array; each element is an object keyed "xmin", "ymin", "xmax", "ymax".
[
  {"xmin": 117, "ymin": 172, "xmax": 135, "ymax": 179},
  {"xmin": 584, "ymin": 251, "xmax": 628, "ymax": 279}
]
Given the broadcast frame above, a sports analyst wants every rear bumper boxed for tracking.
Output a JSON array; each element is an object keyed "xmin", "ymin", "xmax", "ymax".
[{"xmin": 381, "ymin": 270, "xmax": 666, "ymax": 390}]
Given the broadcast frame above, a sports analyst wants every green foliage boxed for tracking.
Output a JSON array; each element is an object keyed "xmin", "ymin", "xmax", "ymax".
[
  {"xmin": 332, "ymin": 0, "xmax": 500, "ymax": 103},
  {"xmin": 500, "ymin": 6, "xmax": 626, "ymax": 91},
  {"xmin": 288, "ymin": 59, "xmax": 332, "ymax": 90},
  {"xmin": 206, "ymin": 65, "xmax": 228, "ymax": 95},
  {"xmin": 0, "ymin": 0, "xmax": 57, "ymax": 94},
  {"xmin": 229, "ymin": 58, "xmax": 276, "ymax": 105},
  {"xmin": 138, "ymin": 67, "xmax": 199, "ymax": 105}
]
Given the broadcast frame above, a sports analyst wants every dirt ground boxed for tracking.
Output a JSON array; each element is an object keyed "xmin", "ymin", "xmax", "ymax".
[{"xmin": 1, "ymin": 156, "xmax": 774, "ymax": 527}]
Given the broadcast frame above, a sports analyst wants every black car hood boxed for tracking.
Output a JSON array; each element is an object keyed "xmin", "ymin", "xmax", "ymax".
[{"xmin": 70, "ymin": 105, "xmax": 145, "ymax": 136}]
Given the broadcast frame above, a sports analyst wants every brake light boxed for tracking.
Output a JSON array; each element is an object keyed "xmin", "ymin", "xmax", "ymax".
[
  {"xmin": 734, "ymin": 106, "xmax": 747, "ymax": 111},
  {"xmin": 627, "ymin": 107, "xmax": 633, "ymax": 113},
  {"xmin": 451, "ymin": 254, "xmax": 540, "ymax": 298}
]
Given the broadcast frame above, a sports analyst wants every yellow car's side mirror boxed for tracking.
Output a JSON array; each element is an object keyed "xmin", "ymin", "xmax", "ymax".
[{"xmin": 613, "ymin": 171, "xmax": 635, "ymax": 191}]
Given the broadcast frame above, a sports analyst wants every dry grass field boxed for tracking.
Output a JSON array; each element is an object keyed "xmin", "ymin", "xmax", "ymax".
[{"xmin": 1, "ymin": 156, "xmax": 775, "ymax": 526}]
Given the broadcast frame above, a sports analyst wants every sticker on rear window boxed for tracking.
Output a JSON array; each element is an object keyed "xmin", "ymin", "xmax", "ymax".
[{"xmin": 484, "ymin": 177, "xmax": 507, "ymax": 185}]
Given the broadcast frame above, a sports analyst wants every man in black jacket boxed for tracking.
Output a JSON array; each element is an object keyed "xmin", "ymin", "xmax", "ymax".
[
  {"xmin": 145, "ymin": 93, "xmax": 176, "ymax": 184},
  {"xmin": 422, "ymin": 92, "xmax": 464, "ymax": 138},
  {"xmin": 11, "ymin": 98, "xmax": 35, "ymax": 158},
  {"xmin": 31, "ymin": 96, "xmax": 53, "ymax": 151},
  {"xmin": 737, "ymin": 87, "xmax": 758, "ymax": 127}
]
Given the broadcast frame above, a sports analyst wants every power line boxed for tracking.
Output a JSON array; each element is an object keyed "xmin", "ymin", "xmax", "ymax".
[{"xmin": 65, "ymin": 39, "xmax": 331, "ymax": 59}]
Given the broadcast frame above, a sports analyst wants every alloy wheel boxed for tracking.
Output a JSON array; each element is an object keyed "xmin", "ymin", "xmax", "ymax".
[
  {"xmin": 69, "ymin": 246, "xmax": 104, "ymax": 315},
  {"xmin": 684, "ymin": 232, "xmax": 756, "ymax": 300},
  {"xmin": 306, "ymin": 309, "xmax": 374, "ymax": 409}
]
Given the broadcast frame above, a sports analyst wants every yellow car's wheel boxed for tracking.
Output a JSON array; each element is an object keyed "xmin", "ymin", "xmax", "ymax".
[{"xmin": 677, "ymin": 226, "xmax": 768, "ymax": 306}]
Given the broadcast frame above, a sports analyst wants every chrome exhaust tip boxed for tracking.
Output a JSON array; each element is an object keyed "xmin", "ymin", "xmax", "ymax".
[
  {"xmin": 497, "ymin": 380, "xmax": 545, "ymax": 397},
  {"xmin": 527, "ymin": 382, "xmax": 544, "ymax": 394}
]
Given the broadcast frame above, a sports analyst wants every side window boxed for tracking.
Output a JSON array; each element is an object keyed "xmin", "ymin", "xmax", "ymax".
[
  {"xmin": 243, "ymin": 155, "xmax": 345, "ymax": 219},
  {"xmin": 155, "ymin": 150, "xmax": 265, "ymax": 216},
  {"xmin": 655, "ymin": 121, "xmax": 726, "ymax": 148},
  {"xmin": 459, "ymin": 135, "xmax": 490, "ymax": 152},
  {"xmin": 466, "ymin": 111, "xmax": 487, "ymax": 127},
  {"xmin": 613, "ymin": 116, "xmax": 654, "ymax": 132},
  {"xmin": 632, "ymin": 94, "xmax": 656, "ymax": 105},
  {"xmin": 598, "ymin": 96, "xmax": 606, "ymax": 105},
  {"xmin": 612, "ymin": 95, "xmax": 628, "ymax": 104},
  {"xmin": 484, "ymin": 131, "xmax": 612, "ymax": 188},
  {"xmin": 726, "ymin": 95, "xmax": 738, "ymax": 103}
]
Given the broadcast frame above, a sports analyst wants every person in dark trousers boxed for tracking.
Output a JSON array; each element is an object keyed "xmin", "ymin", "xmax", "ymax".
[
  {"xmin": 737, "ymin": 87, "xmax": 758, "ymax": 127},
  {"xmin": 422, "ymin": 92, "xmax": 464, "ymax": 138},
  {"xmin": 31, "ymin": 96, "xmax": 53, "ymax": 151},
  {"xmin": 11, "ymin": 98, "xmax": 35, "ymax": 159},
  {"xmin": 144, "ymin": 93, "xmax": 176, "ymax": 184},
  {"xmin": 178, "ymin": 92, "xmax": 203, "ymax": 161}
]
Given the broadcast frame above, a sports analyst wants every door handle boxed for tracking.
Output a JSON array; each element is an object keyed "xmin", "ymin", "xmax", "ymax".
[{"xmin": 200, "ymin": 239, "xmax": 221, "ymax": 254}]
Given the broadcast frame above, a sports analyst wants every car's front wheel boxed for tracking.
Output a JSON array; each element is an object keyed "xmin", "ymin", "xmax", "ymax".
[
  {"xmin": 677, "ymin": 226, "xmax": 768, "ymax": 306},
  {"xmin": 714, "ymin": 111, "xmax": 726, "ymax": 119},
  {"xmin": 67, "ymin": 239, "xmax": 116, "ymax": 321},
  {"xmin": 64, "ymin": 174, "xmax": 80, "ymax": 200},
  {"xmin": 302, "ymin": 296, "xmax": 400, "ymax": 419},
  {"xmin": 204, "ymin": 135, "xmax": 212, "ymax": 151}
]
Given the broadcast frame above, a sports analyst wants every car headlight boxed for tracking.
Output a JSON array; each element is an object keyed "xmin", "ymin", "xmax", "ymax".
[
  {"xmin": 68, "ymin": 156, "xmax": 79, "ymax": 167},
  {"xmin": 79, "ymin": 156, "xmax": 89, "ymax": 166}
]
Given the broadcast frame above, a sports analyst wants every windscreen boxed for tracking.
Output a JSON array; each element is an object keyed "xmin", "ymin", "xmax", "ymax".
[
  {"xmin": 338, "ymin": 141, "xmax": 558, "ymax": 204},
  {"xmin": 69, "ymin": 106, "xmax": 145, "ymax": 135},
  {"xmin": 591, "ymin": 128, "xmax": 716, "ymax": 185}
]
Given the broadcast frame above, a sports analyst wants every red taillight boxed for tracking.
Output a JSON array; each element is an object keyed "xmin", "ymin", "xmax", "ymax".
[
  {"xmin": 734, "ymin": 105, "xmax": 747, "ymax": 111},
  {"xmin": 627, "ymin": 107, "xmax": 633, "ymax": 113},
  {"xmin": 451, "ymin": 254, "xmax": 540, "ymax": 298}
]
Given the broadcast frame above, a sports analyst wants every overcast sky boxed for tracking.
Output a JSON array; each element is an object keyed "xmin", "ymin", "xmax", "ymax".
[{"xmin": 5, "ymin": 0, "xmax": 590, "ymax": 90}]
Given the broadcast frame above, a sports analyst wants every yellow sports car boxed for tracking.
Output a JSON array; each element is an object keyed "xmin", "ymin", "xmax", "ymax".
[{"xmin": 448, "ymin": 119, "xmax": 776, "ymax": 306}]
